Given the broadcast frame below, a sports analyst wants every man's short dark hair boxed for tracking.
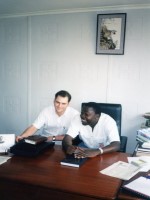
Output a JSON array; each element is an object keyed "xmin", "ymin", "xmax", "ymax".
[
  {"xmin": 83, "ymin": 102, "xmax": 101, "ymax": 115},
  {"xmin": 55, "ymin": 90, "xmax": 72, "ymax": 102}
]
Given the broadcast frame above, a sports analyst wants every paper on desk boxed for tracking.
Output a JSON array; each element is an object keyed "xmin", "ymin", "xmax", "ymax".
[
  {"xmin": 100, "ymin": 160, "xmax": 145, "ymax": 180},
  {"xmin": 128, "ymin": 156, "xmax": 150, "ymax": 172},
  {"xmin": 0, "ymin": 156, "xmax": 11, "ymax": 165},
  {"xmin": 0, "ymin": 134, "xmax": 15, "ymax": 153}
]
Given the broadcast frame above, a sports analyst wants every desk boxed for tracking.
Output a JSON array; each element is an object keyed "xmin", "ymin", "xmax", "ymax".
[{"xmin": 0, "ymin": 145, "xmax": 128, "ymax": 200}]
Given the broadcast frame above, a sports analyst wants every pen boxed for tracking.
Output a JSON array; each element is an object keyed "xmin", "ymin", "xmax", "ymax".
[
  {"xmin": 145, "ymin": 176, "xmax": 150, "ymax": 179},
  {"xmin": 144, "ymin": 173, "xmax": 150, "ymax": 179},
  {"xmin": 132, "ymin": 142, "xmax": 139, "ymax": 156}
]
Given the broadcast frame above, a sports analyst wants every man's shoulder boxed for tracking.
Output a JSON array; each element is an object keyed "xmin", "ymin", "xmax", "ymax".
[{"xmin": 100, "ymin": 113, "xmax": 115, "ymax": 122}]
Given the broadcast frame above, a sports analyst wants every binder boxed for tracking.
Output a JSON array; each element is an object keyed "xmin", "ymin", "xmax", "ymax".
[
  {"xmin": 122, "ymin": 176, "xmax": 150, "ymax": 199},
  {"xmin": 10, "ymin": 140, "xmax": 55, "ymax": 157}
]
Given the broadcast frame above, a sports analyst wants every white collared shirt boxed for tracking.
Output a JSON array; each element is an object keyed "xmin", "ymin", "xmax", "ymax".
[
  {"xmin": 66, "ymin": 113, "xmax": 120, "ymax": 149},
  {"xmin": 33, "ymin": 106, "xmax": 79, "ymax": 137}
]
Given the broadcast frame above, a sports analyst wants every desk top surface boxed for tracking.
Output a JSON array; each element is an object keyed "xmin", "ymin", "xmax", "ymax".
[{"xmin": 0, "ymin": 145, "xmax": 128, "ymax": 199}]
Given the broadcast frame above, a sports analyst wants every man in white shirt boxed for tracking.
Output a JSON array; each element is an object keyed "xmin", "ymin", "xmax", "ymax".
[
  {"xmin": 16, "ymin": 90, "xmax": 79, "ymax": 143},
  {"xmin": 62, "ymin": 102, "xmax": 120, "ymax": 158}
]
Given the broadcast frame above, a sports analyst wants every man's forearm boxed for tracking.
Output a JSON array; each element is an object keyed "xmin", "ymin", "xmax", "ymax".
[
  {"xmin": 62, "ymin": 135, "xmax": 74, "ymax": 152},
  {"xmin": 102, "ymin": 141, "xmax": 120, "ymax": 153},
  {"xmin": 16, "ymin": 125, "xmax": 37, "ymax": 142},
  {"xmin": 55, "ymin": 135, "xmax": 65, "ymax": 141},
  {"xmin": 20, "ymin": 125, "xmax": 37, "ymax": 137},
  {"xmin": 47, "ymin": 135, "xmax": 65, "ymax": 142}
]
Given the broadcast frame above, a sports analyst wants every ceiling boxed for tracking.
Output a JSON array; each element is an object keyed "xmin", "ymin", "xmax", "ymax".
[{"xmin": 0, "ymin": 0, "xmax": 150, "ymax": 17}]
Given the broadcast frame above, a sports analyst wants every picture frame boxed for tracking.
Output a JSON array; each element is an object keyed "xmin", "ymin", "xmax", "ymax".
[{"xmin": 96, "ymin": 13, "xmax": 126, "ymax": 55}]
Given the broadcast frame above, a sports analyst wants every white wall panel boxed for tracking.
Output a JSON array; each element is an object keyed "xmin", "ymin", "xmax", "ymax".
[
  {"xmin": 0, "ymin": 10, "xmax": 150, "ymax": 153},
  {"xmin": 0, "ymin": 17, "xmax": 28, "ymax": 134},
  {"xmin": 30, "ymin": 13, "xmax": 108, "ymax": 118}
]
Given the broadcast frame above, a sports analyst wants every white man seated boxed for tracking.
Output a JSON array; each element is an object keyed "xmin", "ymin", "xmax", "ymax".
[{"xmin": 16, "ymin": 90, "xmax": 79, "ymax": 144}]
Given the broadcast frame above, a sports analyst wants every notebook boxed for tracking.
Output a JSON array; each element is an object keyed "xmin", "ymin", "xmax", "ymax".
[
  {"xmin": 122, "ymin": 176, "xmax": 150, "ymax": 199},
  {"xmin": 60, "ymin": 154, "xmax": 88, "ymax": 168},
  {"xmin": 0, "ymin": 134, "xmax": 15, "ymax": 153},
  {"xmin": 24, "ymin": 135, "xmax": 47, "ymax": 145}
]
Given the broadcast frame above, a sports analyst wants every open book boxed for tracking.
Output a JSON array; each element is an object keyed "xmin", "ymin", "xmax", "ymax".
[
  {"xmin": 100, "ymin": 160, "xmax": 148, "ymax": 180},
  {"xmin": 122, "ymin": 176, "xmax": 150, "ymax": 199}
]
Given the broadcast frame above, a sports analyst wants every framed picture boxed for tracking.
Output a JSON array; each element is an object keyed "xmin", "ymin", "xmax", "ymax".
[{"xmin": 96, "ymin": 13, "xmax": 126, "ymax": 55}]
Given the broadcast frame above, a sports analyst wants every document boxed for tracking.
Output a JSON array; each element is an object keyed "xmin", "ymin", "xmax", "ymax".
[
  {"xmin": 100, "ymin": 160, "xmax": 147, "ymax": 180},
  {"xmin": 0, "ymin": 156, "xmax": 11, "ymax": 165}
]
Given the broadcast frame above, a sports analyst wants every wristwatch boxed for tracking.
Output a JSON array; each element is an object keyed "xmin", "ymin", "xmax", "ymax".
[
  {"xmin": 99, "ymin": 147, "xmax": 103, "ymax": 154},
  {"xmin": 52, "ymin": 136, "xmax": 56, "ymax": 142}
]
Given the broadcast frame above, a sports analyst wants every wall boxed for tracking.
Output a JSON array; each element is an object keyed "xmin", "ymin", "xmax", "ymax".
[{"xmin": 0, "ymin": 8, "xmax": 150, "ymax": 153}]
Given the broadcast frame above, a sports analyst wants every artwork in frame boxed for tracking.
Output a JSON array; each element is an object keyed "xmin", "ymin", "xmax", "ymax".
[{"xmin": 96, "ymin": 13, "xmax": 126, "ymax": 55}]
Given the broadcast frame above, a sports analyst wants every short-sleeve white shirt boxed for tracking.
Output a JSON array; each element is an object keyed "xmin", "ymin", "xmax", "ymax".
[
  {"xmin": 33, "ymin": 106, "xmax": 79, "ymax": 137},
  {"xmin": 66, "ymin": 113, "xmax": 120, "ymax": 149}
]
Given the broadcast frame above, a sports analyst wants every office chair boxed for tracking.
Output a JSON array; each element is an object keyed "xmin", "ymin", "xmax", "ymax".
[{"xmin": 73, "ymin": 102, "xmax": 127, "ymax": 153}]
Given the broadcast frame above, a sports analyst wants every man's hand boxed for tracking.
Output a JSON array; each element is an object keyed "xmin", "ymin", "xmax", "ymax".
[
  {"xmin": 74, "ymin": 148, "xmax": 100, "ymax": 158},
  {"xmin": 16, "ymin": 135, "xmax": 24, "ymax": 142},
  {"xmin": 66, "ymin": 145, "xmax": 77, "ymax": 155}
]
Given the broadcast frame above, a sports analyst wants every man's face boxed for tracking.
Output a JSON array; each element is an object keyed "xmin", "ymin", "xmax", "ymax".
[
  {"xmin": 54, "ymin": 95, "xmax": 69, "ymax": 116},
  {"xmin": 80, "ymin": 106, "xmax": 99, "ymax": 126}
]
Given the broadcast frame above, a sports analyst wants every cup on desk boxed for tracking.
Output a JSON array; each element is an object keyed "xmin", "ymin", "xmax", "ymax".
[{"xmin": 0, "ymin": 136, "xmax": 4, "ymax": 143}]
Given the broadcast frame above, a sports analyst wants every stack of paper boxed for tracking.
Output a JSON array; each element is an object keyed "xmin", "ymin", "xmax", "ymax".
[{"xmin": 136, "ymin": 142, "xmax": 150, "ymax": 157}]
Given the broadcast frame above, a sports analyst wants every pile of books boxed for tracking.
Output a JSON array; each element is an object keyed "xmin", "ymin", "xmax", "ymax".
[
  {"xmin": 135, "ymin": 128, "xmax": 150, "ymax": 156},
  {"xmin": 136, "ymin": 128, "xmax": 150, "ymax": 143},
  {"xmin": 136, "ymin": 142, "xmax": 150, "ymax": 157}
]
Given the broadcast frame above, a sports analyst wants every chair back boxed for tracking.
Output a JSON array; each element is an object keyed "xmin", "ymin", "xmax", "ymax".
[
  {"xmin": 81, "ymin": 103, "xmax": 122, "ymax": 136},
  {"xmin": 81, "ymin": 102, "xmax": 128, "ymax": 152}
]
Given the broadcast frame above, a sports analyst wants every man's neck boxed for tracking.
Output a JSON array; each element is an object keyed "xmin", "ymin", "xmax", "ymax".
[
  {"xmin": 90, "ymin": 121, "xmax": 98, "ymax": 131},
  {"xmin": 90, "ymin": 116, "xmax": 100, "ymax": 130},
  {"xmin": 56, "ymin": 112, "xmax": 64, "ymax": 117},
  {"xmin": 56, "ymin": 110, "xmax": 66, "ymax": 117}
]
